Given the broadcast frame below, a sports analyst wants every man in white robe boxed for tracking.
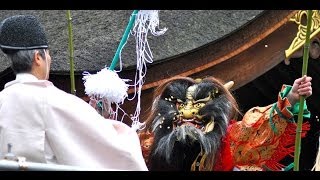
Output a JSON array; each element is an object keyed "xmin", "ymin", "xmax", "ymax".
[{"xmin": 0, "ymin": 15, "xmax": 147, "ymax": 171}]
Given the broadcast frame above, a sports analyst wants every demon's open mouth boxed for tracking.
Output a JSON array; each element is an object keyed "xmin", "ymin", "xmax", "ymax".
[
  {"xmin": 173, "ymin": 115, "xmax": 214, "ymax": 133},
  {"xmin": 174, "ymin": 117, "xmax": 202, "ymax": 127}
]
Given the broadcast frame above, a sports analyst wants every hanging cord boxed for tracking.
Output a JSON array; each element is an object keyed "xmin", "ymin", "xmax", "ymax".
[{"xmin": 128, "ymin": 10, "xmax": 167, "ymax": 131}]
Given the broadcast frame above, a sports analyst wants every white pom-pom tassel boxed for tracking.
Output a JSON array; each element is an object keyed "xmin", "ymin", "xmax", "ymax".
[{"xmin": 83, "ymin": 68, "xmax": 129, "ymax": 104}]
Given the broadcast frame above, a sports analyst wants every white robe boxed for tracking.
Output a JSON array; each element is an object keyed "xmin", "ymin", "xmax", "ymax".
[{"xmin": 0, "ymin": 73, "xmax": 148, "ymax": 171}]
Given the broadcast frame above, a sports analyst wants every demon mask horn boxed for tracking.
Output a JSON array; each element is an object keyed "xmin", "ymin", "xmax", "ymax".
[{"xmin": 223, "ymin": 81, "xmax": 234, "ymax": 90}]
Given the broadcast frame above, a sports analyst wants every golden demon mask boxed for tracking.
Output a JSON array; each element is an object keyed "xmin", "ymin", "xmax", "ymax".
[{"xmin": 143, "ymin": 76, "xmax": 237, "ymax": 171}]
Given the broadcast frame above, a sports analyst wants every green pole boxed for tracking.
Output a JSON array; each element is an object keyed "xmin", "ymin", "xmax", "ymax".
[
  {"xmin": 293, "ymin": 10, "xmax": 313, "ymax": 171},
  {"xmin": 67, "ymin": 10, "xmax": 76, "ymax": 95},
  {"xmin": 109, "ymin": 10, "xmax": 139, "ymax": 70}
]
